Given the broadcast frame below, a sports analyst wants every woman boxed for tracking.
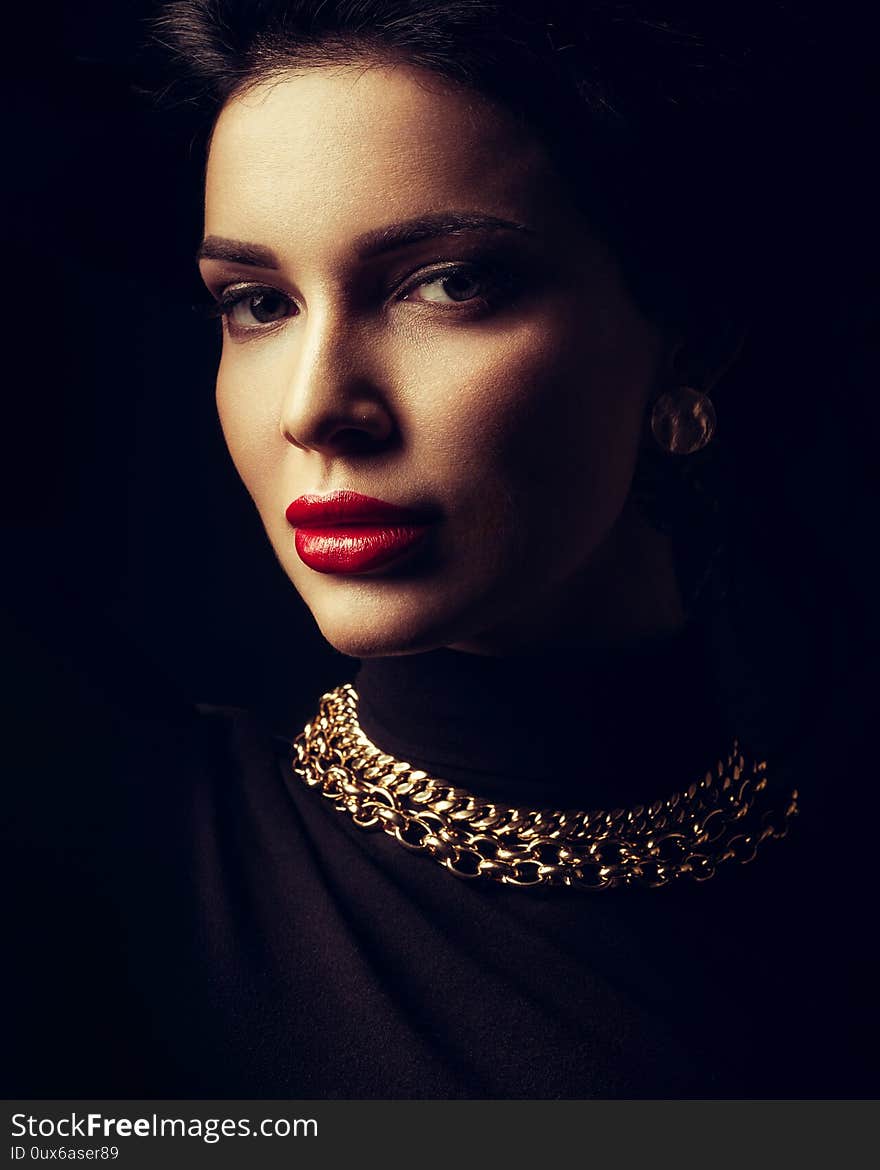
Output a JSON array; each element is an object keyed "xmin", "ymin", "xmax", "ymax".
[{"xmin": 7, "ymin": 0, "xmax": 878, "ymax": 1098}]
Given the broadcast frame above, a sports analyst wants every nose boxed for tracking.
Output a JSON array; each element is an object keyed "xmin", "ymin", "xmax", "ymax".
[{"xmin": 277, "ymin": 309, "xmax": 394, "ymax": 455}]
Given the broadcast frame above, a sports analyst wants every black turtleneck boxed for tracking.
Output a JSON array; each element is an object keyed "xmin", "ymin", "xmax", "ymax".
[{"xmin": 7, "ymin": 595, "xmax": 879, "ymax": 1099}]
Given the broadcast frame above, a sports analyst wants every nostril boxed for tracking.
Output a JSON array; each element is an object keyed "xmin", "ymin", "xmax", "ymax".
[
  {"xmin": 331, "ymin": 426, "xmax": 390, "ymax": 455},
  {"xmin": 278, "ymin": 394, "xmax": 395, "ymax": 453}
]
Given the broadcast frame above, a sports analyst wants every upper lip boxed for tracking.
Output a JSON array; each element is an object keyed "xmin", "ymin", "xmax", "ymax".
[{"xmin": 285, "ymin": 490, "xmax": 438, "ymax": 527}]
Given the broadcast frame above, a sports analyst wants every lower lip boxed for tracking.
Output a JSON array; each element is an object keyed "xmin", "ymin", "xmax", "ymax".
[{"xmin": 293, "ymin": 524, "xmax": 432, "ymax": 574}]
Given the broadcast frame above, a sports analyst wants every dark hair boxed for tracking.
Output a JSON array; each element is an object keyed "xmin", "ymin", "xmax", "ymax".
[{"xmin": 149, "ymin": 0, "xmax": 878, "ymax": 755}]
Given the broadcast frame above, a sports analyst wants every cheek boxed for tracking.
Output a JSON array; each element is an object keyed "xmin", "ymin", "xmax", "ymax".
[
  {"xmin": 214, "ymin": 349, "xmax": 283, "ymax": 504},
  {"xmin": 406, "ymin": 307, "xmax": 660, "ymax": 507}
]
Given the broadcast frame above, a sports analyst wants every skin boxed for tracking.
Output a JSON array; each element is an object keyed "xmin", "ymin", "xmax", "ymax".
[{"xmin": 200, "ymin": 61, "xmax": 692, "ymax": 659}]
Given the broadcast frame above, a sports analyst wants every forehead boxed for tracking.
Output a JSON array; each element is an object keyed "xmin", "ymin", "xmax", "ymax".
[{"xmin": 205, "ymin": 62, "xmax": 570, "ymax": 247}]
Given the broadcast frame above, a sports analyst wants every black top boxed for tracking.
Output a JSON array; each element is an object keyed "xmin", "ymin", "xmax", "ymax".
[{"xmin": 5, "ymin": 591, "xmax": 879, "ymax": 1099}]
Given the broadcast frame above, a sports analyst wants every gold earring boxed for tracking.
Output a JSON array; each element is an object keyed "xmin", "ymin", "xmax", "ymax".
[{"xmin": 650, "ymin": 386, "xmax": 717, "ymax": 455}]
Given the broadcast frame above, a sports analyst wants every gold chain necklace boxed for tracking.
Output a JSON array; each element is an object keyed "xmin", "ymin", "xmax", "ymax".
[{"xmin": 289, "ymin": 683, "xmax": 798, "ymax": 890}]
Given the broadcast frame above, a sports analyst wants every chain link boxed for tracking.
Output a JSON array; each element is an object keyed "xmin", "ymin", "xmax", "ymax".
[{"xmin": 289, "ymin": 683, "xmax": 798, "ymax": 890}]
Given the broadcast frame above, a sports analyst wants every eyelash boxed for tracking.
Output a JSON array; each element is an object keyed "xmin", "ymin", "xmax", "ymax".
[{"xmin": 194, "ymin": 261, "xmax": 515, "ymax": 336}]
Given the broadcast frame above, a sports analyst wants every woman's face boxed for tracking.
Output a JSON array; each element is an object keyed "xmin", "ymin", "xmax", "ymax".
[{"xmin": 200, "ymin": 62, "xmax": 670, "ymax": 658}]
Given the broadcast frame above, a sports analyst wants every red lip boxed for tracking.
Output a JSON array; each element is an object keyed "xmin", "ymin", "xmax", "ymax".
[
  {"xmin": 285, "ymin": 491, "xmax": 438, "ymax": 574},
  {"xmin": 285, "ymin": 491, "xmax": 433, "ymax": 527}
]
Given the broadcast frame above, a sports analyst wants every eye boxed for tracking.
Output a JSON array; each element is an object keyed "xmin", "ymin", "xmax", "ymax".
[
  {"xmin": 401, "ymin": 263, "xmax": 511, "ymax": 310},
  {"xmin": 410, "ymin": 268, "xmax": 486, "ymax": 305},
  {"xmin": 213, "ymin": 285, "xmax": 298, "ymax": 333}
]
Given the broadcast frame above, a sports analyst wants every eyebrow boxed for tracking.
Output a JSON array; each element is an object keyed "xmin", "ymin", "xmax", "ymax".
[
  {"xmin": 196, "ymin": 212, "xmax": 534, "ymax": 268},
  {"xmin": 354, "ymin": 212, "xmax": 533, "ymax": 257},
  {"xmin": 196, "ymin": 238, "xmax": 280, "ymax": 267}
]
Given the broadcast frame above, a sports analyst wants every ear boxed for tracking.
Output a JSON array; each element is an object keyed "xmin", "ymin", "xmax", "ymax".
[{"xmin": 663, "ymin": 317, "xmax": 749, "ymax": 394}]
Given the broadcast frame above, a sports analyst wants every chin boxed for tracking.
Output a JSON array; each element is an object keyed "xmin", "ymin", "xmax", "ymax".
[
  {"xmin": 304, "ymin": 583, "xmax": 484, "ymax": 660},
  {"xmin": 314, "ymin": 618, "xmax": 445, "ymax": 660}
]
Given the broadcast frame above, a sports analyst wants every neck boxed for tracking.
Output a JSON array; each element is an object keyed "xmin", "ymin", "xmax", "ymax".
[{"xmin": 353, "ymin": 617, "xmax": 731, "ymax": 809}]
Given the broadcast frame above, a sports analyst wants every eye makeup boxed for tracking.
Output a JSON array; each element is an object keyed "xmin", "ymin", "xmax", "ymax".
[{"xmin": 194, "ymin": 247, "xmax": 533, "ymax": 338}]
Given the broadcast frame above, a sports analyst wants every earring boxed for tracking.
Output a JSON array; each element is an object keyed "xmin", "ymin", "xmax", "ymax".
[
  {"xmin": 631, "ymin": 386, "xmax": 728, "ymax": 615},
  {"xmin": 650, "ymin": 386, "xmax": 717, "ymax": 455}
]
